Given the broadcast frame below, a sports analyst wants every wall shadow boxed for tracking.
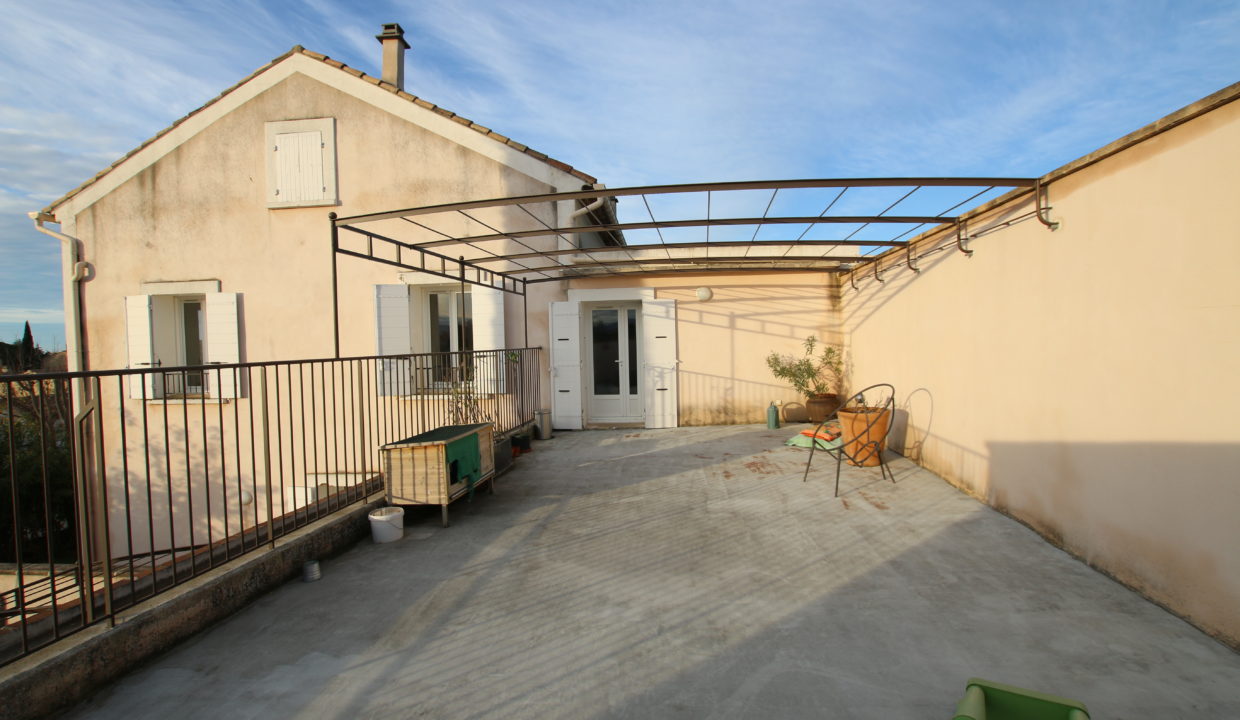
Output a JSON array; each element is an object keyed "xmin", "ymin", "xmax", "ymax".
[
  {"xmin": 59, "ymin": 431, "xmax": 1240, "ymax": 719},
  {"xmin": 979, "ymin": 439, "xmax": 1240, "ymax": 650}
]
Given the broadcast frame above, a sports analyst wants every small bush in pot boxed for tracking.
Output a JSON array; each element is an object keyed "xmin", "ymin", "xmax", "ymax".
[{"xmin": 765, "ymin": 335, "xmax": 843, "ymax": 422}]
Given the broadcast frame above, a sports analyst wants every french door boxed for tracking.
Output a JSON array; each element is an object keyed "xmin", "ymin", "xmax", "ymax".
[{"xmin": 587, "ymin": 304, "xmax": 643, "ymax": 422}]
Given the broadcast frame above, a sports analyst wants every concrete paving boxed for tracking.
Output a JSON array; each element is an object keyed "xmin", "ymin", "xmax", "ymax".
[{"xmin": 65, "ymin": 425, "xmax": 1240, "ymax": 719}]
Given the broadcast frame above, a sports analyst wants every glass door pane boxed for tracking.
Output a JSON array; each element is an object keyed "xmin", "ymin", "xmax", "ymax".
[
  {"xmin": 627, "ymin": 309, "xmax": 638, "ymax": 395},
  {"xmin": 592, "ymin": 309, "xmax": 620, "ymax": 395},
  {"xmin": 182, "ymin": 301, "xmax": 204, "ymax": 394}
]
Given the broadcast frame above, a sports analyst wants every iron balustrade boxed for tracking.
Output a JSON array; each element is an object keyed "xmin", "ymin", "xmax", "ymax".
[{"xmin": 0, "ymin": 347, "xmax": 540, "ymax": 666}]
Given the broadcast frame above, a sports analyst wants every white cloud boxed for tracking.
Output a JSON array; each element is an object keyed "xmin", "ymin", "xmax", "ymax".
[
  {"xmin": 0, "ymin": 0, "xmax": 1237, "ymax": 327},
  {"xmin": 0, "ymin": 307, "xmax": 64, "ymax": 324}
]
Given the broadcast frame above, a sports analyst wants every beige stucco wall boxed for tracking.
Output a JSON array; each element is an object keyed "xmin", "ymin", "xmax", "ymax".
[
  {"xmin": 841, "ymin": 97, "xmax": 1240, "ymax": 645},
  {"xmin": 566, "ymin": 271, "xmax": 838, "ymax": 425},
  {"xmin": 54, "ymin": 66, "xmax": 582, "ymax": 554},
  {"xmin": 69, "ymin": 70, "xmax": 567, "ymax": 370}
]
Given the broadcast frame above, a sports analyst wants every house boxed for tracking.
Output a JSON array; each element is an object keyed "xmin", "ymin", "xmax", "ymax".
[
  {"xmin": 36, "ymin": 24, "xmax": 621, "ymax": 390},
  {"xmin": 29, "ymin": 20, "xmax": 1240, "ymax": 653}
]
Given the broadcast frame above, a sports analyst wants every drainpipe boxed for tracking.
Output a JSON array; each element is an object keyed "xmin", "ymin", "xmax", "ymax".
[
  {"xmin": 30, "ymin": 211, "xmax": 101, "ymax": 573},
  {"xmin": 569, "ymin": 184, "xmax": 608, "ymax": 219},
  {"xmin": 29, "ymin": 211, "xmax": 87, "ymax": 377}
]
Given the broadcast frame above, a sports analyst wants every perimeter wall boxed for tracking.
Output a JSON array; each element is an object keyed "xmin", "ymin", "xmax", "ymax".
[{"xmin": 842, "ymin": 87, "xmax": 1240, "ymax": 646}]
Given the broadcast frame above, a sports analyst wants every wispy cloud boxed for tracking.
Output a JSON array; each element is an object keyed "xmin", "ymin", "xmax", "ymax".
[{"xmin": 0, "ymin": 0, "xmax": 1237, "ymax": 328}]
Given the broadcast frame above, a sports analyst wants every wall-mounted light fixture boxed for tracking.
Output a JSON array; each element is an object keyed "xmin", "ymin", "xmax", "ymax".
[{"xmin": 695, "ymin": 287, "xmax": 713, "ymax": 301}]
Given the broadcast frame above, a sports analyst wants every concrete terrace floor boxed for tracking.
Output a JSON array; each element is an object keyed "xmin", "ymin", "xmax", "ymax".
[{"xmin": 67, "ymin": 425, "xmax": 1240, "ymax": 719}]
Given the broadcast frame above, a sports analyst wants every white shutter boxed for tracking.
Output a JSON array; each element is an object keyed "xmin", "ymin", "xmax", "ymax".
[
  {"xmin": 205, "ymin": 293, "xmax": 242, "ymax": 399},
  {"xmin": 274, "ymin": 131, "xmax": 325, "ymax": 204},
  {"xmin": 124, "ymin": 295, "xmax": 162, "ymax": 399},
  {"xmin": 471, "ymin": 286, "xmax": 506, "ymax": 394},
  {"xmin": 641, "ymin": 299, "xmax": 678, "ymax": 429},
  {"xmin": 550, "ymin": 301, "xmax": 583, "ymax": 430},
  {"xmin": 375, "ymin": 285, "xmax": 413, "ymax": 396}
]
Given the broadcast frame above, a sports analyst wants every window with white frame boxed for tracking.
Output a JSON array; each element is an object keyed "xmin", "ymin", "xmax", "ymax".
[
  {"xmin": 374, "ymin": 283, "xmax": 505, "ymax": 396},
  {"xmin": 265, "ymin": 118, "xmax": 338, "ymax": 208},
  {"xmin": 125, "ymin": 285, "xmax": 242, "ymax": 400}
]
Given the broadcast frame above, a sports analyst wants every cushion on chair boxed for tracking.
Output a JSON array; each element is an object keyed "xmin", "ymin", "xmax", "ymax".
[{"xmin": 800, "ymin": 427, "xmax": 842, "ymax": 441}]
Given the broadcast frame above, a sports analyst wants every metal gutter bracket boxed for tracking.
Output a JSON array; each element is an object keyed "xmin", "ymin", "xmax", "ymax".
[
  {"xmin": 955, "ymin": 220, "xmax": 973, "ymax": 257},
  {"xmin": 1034, "ymin": 178, "xmax": 1061, "ymax": 230},
  {"xmin": 906, "ymin": 246, "xmax": 921, "ymax": 273},
  {"xmin": 849, "ymin": 270, "xmax": 859, "ymax": 292},
  {"xmin": 873, "ymin": 261, "xmax": 885, "ymax": 283}
]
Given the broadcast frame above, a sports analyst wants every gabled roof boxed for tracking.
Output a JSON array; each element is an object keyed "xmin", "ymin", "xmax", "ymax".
[{"xmin": 44, "ymin": 46, "xmax": 596, "ymax": 216}]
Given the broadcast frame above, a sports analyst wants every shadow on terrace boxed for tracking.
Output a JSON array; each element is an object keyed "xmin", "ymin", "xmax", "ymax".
[
  {"xmin": 0, "ymin": 347, "xmax": 539, "ymax": 666},
  {"xmin": 61, "ymin": 425, "xmax": 1240, "ymax": 719}
]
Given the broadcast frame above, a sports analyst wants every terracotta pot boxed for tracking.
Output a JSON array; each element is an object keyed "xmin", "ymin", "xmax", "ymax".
[
  {"xmin": 837, "ymin": 406, "xmax": 891, "ymax": 466},
  {"xmin": 805, "ymin": 393, "xmax": 841, "ymax": 423}
]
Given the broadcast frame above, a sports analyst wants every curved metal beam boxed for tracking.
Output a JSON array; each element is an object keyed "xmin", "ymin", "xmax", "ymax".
[
  {"xmin": 333, "ymin": 177, "xmax": 1038, "ymax": 226},
  {"xmin": 406, "ymin": 216, "xmax": 956, "ymax": 248}
]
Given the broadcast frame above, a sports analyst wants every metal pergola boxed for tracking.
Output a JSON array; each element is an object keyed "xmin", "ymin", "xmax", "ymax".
[{"xmin": 328, "ymin": 178, "xmax": 1058, "ymax": 354}]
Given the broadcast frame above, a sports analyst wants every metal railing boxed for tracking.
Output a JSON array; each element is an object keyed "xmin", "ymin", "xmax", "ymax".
[{"xmin": 0, "ymin": 347, "xmax": 540, "ymax": 666}]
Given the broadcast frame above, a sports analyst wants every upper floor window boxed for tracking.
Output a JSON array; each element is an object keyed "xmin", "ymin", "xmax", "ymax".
[{"xmin": 265, "ymin": 118, "xmax": 338, "ymax": 208}]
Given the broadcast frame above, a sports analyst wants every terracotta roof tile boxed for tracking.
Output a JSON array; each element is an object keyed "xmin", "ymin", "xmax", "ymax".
[{"xmin": 44, "ymin": 46, "xmax": 596, "ymax": 215}]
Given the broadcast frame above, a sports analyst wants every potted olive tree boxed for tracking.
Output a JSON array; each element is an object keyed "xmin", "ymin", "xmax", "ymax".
[{"xmin": 765, "ymin": 335, "xmax": 844, "ymax": 422}]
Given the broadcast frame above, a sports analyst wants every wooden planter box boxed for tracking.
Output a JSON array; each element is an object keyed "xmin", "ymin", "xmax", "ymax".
[{"xmin": 381, "ymin": 423, "xmax": 495, "ymax": 526}]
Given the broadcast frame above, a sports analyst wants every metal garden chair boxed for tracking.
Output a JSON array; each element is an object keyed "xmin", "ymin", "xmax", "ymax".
[{"xmin": 801, "ymin": 383, "xmax": 896, "ymax": 496}]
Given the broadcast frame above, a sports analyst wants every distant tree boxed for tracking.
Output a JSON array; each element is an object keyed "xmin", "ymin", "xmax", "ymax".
[{"xmin": 19, "ymin": 322, "xmax": 37, "ymax": 371}]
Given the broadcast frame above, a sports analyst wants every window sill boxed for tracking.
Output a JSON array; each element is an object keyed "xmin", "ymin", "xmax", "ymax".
[
  {"xmin": 393, "ymin": 392, "xmax": 507, "ymax": 399},
  {"xmin": 143, "ymin": 398, "xmax": 234, "ymax": 405},
  {"xmin": 266, "ymin": 199, "xmax": 340, "ymax": 210}
]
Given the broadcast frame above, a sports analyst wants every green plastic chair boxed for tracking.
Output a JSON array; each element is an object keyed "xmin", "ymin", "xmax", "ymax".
[{"xmin": 953, "ymin": 678, "xmax": 1089, "ymax": 720}]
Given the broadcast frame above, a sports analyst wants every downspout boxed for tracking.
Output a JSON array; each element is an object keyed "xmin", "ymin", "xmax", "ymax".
[
  {"xmin": 569, "ymin": 183, "xmax": 607, "ymax": 219},
  {"xmin": 29, "ymin": 211, "xmax": 87, "ymax": 376},
  {"xmin": 30, "ymin": 211, "xmax": 99, "ymax": 572},
  {"xmin": 568, "ymin": 184, "xmax": 624, "ymax": 249}
]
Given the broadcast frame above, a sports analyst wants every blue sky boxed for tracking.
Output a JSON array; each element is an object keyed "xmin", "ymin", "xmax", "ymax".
[{"xmin": 1, "ymin": 0, "xmax": 1238, "ymax": 351}]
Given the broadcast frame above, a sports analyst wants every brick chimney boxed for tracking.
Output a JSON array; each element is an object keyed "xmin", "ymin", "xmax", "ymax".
[{"xmin": 376, "ymin": 23, "xmax": 410, "ymax": 91}]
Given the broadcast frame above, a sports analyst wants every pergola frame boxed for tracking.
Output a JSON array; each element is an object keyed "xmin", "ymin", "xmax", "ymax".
[{"xmin": 327, "ymin": 177, "xmax": 1054, "ymax": 355}]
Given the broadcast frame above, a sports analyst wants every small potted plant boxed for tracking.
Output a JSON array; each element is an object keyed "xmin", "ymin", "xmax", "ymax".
[{"xmin": 765, "ymin": 335, "xmax": 844, "ymax": 422}]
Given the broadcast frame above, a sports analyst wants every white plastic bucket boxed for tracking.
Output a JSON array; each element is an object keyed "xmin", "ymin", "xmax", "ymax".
[{"xmin": 368, "ymin": 506, "xmax": 404, "ymax": 543}]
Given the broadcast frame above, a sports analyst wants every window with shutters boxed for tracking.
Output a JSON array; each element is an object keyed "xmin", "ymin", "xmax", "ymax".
[
  {"xmin": 374, "ymin": 284, "xmax": 506, "ymax": 396},
  {"xmin": 125, "ymin": 290, "xmax": 243, "ymax": 400},
  {"xmin": 265, "ymin": 118, "xmax": 338, "ymax": 208}
]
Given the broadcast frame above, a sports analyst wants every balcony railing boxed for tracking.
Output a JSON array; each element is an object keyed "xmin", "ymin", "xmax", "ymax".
[{"xmin": 0, "ymin": 347, "xmax": 540, "ymax": 667}]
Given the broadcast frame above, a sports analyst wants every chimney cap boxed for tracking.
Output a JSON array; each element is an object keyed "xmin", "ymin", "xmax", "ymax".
[{"xmin": 376, "ymin": 23, "xmax": 411, "ymax": 50}]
